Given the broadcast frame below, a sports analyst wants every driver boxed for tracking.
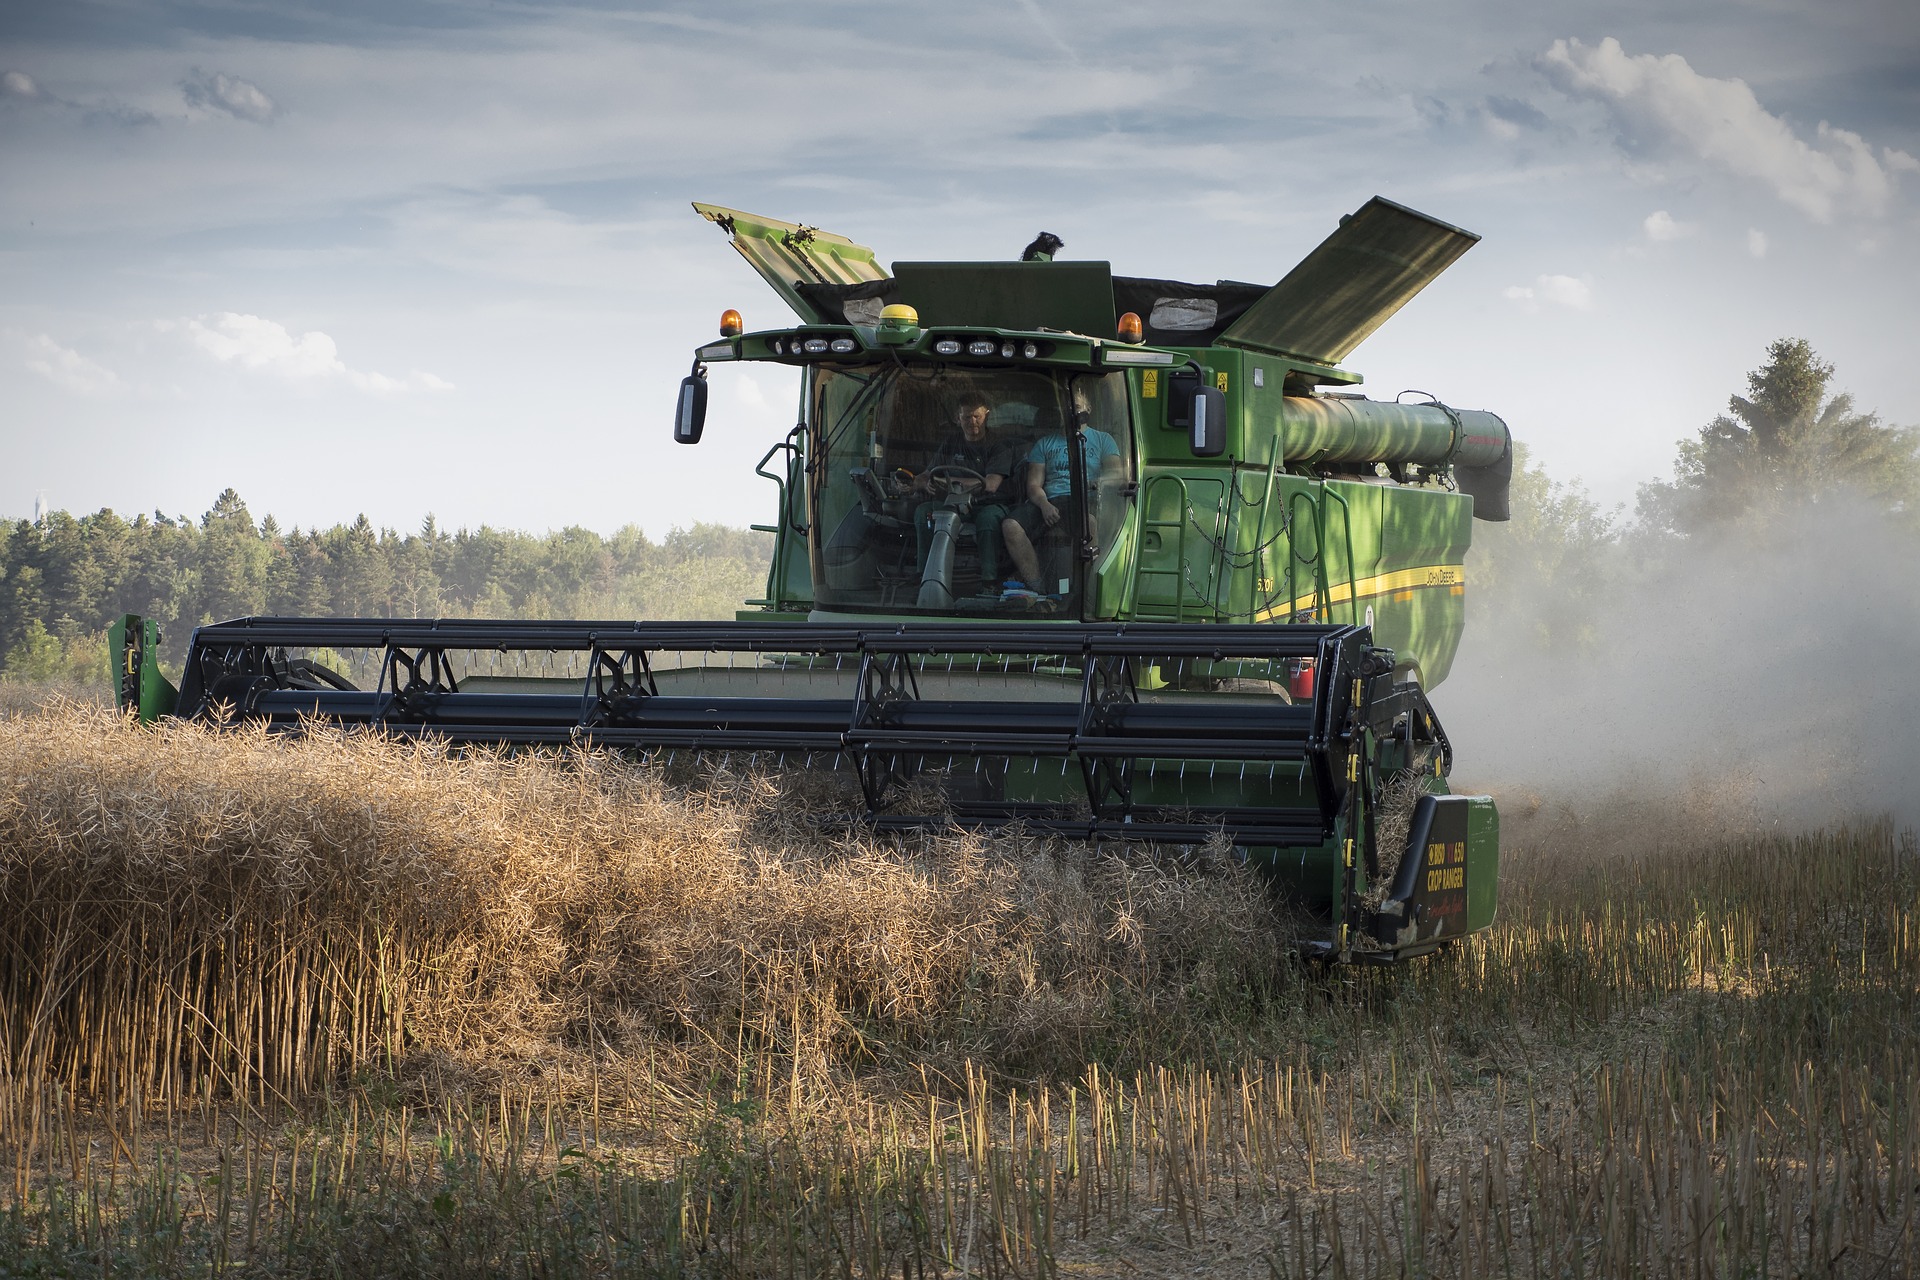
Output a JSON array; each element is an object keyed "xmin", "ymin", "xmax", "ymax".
[{"xmin": 912, "ymin": 392, "xmax": 1017, "ymax": 584}]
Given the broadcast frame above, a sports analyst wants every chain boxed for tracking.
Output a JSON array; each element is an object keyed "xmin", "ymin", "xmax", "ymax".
[{"xmin": 1185, "ymin": 507, "xmax": 1294, "ymax": 567}]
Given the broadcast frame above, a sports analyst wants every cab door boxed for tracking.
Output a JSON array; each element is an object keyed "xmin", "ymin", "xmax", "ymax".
[{"xmin": 1072, "ymin": 371, "xmax": 1139, "ymax": 619}]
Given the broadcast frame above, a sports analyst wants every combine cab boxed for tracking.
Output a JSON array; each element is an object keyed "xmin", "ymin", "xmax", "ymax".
[{"xmin": 117, "ymin": 197, "xmax": 1513, "ymax": 963}]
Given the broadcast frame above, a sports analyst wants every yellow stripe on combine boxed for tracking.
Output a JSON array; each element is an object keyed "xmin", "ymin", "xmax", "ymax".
[{"xmin": 1255, "ymin": 563, "xmax": 1465, "ymax": 622}]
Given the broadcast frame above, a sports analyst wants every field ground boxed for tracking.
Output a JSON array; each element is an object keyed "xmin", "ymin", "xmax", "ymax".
[{"xmin": 0, "ymin": 702, "xmax": 1914, "ymax": 1277}]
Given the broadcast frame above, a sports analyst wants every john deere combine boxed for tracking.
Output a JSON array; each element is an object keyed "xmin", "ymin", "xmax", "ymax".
[{"xmin": 115, "ymin": 196, "xmax": 1511, "ymax": 962}]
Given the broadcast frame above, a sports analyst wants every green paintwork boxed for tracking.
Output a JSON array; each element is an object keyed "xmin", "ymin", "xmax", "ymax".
[
  {"xmin": 109, "ymin": 613, "xmax": 178, "ymax": 722},
  {"xmin": 1465, "ymin": 795, "xmax": 1500, "ymax": 932},
  {"xmin": 892, "ymin": 261, "xmax": 1118, "ymax": 337}
]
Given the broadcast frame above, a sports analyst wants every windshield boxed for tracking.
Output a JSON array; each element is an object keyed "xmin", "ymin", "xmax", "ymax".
[{"xmin": 809, "ymin": 365, "xmax": 1134, "ymax": 617}]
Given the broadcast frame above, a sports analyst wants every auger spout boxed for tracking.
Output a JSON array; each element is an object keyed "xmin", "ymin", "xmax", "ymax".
[{"xmin": 1274, "ymin": 397, "xmax": 1510, "ymax": 471}]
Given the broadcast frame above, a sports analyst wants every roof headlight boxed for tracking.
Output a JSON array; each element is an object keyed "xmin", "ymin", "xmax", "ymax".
[
  {"xmin": 1023, "ymin": 341, "xmax": 1039, "ymax": 359},
  {"xmin": 803, "ymin": 338, "xmax": 830, "ymax": 354},
  {"xmin": 967, "ymin": 339, "xmax": 996, "ymax": 356},
  {"xmin": 934, "ymin": 338, "xmax": 962, "ymax": 355},
  {"xmin": 829, "ymin": 337, "xmax": 856, "ymax": 354},
  {"xmin": 1000, "ymin": 341, "xmax": 1014, "ymax": 358}
]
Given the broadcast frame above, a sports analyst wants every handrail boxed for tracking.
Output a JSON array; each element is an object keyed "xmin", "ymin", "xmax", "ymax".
[
  {"xmin": 1319, "ymin": 484, "xmax": 1358, "ymax": 626},
  {"xmin": 754, "ymin": 426, "xmax": 808, "ymax": 533},
  {"xmin": 1239, "ymin": 440, "xmax": 1282, "ymax": 621},
  {"xmin": 1138, "ymin": 475, "xmax": 1195, "ymax": 621},
  {"xmin": 1285, "ymin": 490, "xmax": 1327, "ymax": 622},
  {"xmin": 753, "ymin": 426, "xmax": 808, "ymax": 607}
]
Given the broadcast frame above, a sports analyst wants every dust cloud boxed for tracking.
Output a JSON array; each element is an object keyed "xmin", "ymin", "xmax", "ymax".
[{"xmin": 1438, "ymin": 498, "xmax": 1920, "ymax": 836}]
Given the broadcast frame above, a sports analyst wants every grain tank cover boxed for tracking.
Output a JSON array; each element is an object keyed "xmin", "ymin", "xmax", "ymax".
[
  {"xmin": 1219, "ymin": 197, "xmax": 1480, "ymax": 365},
  {"xmin": 693, "ymin": 202, "xmax": 888, "ymax": 324}
]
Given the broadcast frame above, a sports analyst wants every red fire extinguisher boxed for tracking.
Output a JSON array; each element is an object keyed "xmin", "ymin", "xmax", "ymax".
[{"xmin": 1289, "ymin": 659, "xmax": 1316, "ymax": 701}]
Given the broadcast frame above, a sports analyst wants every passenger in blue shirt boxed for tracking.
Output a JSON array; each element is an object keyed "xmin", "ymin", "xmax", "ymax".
[{"xmin": 1000, "ymin": 413, "xmax": 1123, "ymax": 598}]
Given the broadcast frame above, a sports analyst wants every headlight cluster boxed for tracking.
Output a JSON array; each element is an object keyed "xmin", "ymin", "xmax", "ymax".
[
  {"xmin": 933, "ymin": 336, "xmax": 1044, "ymax": 360},
  {"xmin": 766, "ymin": 332, "xmax": 1048, "ymax": 361},
  {"xmin": 770, "ymin": 335, "xmax": 860, "ymax": 356}
]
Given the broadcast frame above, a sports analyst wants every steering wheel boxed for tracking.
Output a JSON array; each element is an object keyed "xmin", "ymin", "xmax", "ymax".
[{"xmin": 923, "ymin": 464, "xmax": 987, "ymax": 494}]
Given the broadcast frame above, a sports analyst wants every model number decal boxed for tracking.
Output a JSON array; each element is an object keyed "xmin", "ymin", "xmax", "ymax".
[{"xmin": 1424, "ymin": 839, "xmax": 1466, "ymax": 892}]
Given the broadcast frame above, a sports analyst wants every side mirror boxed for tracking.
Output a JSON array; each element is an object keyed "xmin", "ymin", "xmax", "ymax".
[
  {"xmin": 673, "ymin": 370, "xmax": 708, "ymax": 445},
  {"xmin": 1190, "ymin": 385, "xmax": 1225, "ymax": 457}
]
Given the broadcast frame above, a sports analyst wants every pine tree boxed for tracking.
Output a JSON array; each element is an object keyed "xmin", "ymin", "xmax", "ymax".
[
  {"xmin": 1641, "ymin": 339, "xmax": 1917, "ymax": 533},
  {"xmin": 199, "ymin": 489, "xmax": 270, "ymax": 622}
]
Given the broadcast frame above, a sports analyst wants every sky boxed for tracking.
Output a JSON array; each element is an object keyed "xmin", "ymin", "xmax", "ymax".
[{"xmin": 3, "ymin": 0, "xmax": 1916, "ymax": 538}]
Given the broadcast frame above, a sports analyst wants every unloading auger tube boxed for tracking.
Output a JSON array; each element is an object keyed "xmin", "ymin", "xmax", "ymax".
[{"xmin": 111, "ymin": 613, "xmax": 1490, "ymax": 962}]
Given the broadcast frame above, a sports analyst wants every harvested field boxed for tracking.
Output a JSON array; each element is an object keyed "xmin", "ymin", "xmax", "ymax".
[{"xmin": 0, "ymin": 702, "xmax": 1915, "ymax": 1276}]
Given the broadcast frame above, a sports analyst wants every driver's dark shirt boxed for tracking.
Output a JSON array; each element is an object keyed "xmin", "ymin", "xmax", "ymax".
[{"xmin": 927, "ymin": 432, "xmax": 1018, "ymax": 493}]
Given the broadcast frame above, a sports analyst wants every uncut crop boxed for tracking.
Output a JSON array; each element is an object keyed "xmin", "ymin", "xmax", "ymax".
[
  {"xmin": 0, "ymin": 704, "xmax": 1915, "ymax": 1277},
  {"xmin": 0, "ymin": 704, "xmax": 1280, "ymax": 1111}
]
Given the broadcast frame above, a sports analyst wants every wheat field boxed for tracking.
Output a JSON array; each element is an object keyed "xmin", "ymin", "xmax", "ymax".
[{"xmin": 0, "ymin": 701, "xmax": 1914, "ymax": 1276}]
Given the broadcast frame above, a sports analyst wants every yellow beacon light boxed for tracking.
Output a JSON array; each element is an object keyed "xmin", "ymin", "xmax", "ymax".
[
  {"xmin": 719, "ymin": 308, "xmax": 744, "ymax": 338},
  {"xmin": 1117, "ymin": 311, "xmax": 1144, "ymax": 344}
]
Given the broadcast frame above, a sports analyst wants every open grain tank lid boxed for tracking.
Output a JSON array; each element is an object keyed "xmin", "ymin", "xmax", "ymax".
[
  {"xmin": 692, "ymin": 202, "xmax": 888, "ymax": 324},
  {"xmin": 1217, "ymin": 197, "xmax": 1480, "ymax": 366}
]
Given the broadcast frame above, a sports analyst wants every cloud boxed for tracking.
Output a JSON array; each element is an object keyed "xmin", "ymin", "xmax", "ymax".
[
  {"xmin": 1641, "ymin": 209, "xmax": 1693, "ymax": 242},
  {"xmin": 182, "ymin": 312, "xmax": 339, "ymax": 376},
  {"xmin": 1, "ymin": 68, "xmax": 154, "ymax": 125},
  {"xmin": 1747, "ymin": 228, "xmax": 1769, "ymax": 258},
  {"xmin": 1537, "ymin": 37, "xmax": 1909, "ymax": 222},
  {"xmin": 23, "ymin": 334, "xmax": 120, "ymax": 395},
  {"xmin": 1502, "ymin": 274, "xmax": 1594, "ymax": 311},
  {"xmin": 174, "ymin": 313, "xmax": 450, "ymax": 392},
  {"xmin": 1480, "ymin": 95, "xmax": 1549, "ymax": 140},
  {"xmin": 180, "ymin": 67, "xmax": 275, "ymax": 122}
]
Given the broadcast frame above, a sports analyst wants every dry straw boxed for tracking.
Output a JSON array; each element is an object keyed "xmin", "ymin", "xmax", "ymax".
[{"xmin": 0, "ymin": 703, "xmax": 1283, "ymax": 1117}]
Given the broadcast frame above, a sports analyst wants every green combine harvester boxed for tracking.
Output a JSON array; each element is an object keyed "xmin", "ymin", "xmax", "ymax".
[{"xmin": 115, "ymin": 196, "xmax": 1512, "ymax": 963}]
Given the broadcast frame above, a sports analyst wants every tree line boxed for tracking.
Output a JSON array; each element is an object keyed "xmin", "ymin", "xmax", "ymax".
[{"xmin": 0, "ymin": 496, "xmax": 774, "ymax": 681}]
